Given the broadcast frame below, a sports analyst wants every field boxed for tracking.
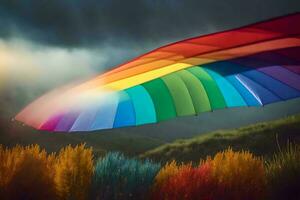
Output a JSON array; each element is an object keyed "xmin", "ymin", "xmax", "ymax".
[
  {"xmin": 1, "ymin": 139, "xmax": 299, "ymax": 200},
  {"xmin": 1, "ymin": 104, "xmax": 300, "ymax": 200},
  {"xmin": 141, "ymin": 114, "xmax": 300, "ymax": 163},
  {"xmin": 1, "ymin": 111, "xmax": 299, "ymax": 162}
]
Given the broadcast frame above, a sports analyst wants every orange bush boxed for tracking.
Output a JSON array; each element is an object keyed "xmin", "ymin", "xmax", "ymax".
[
  {"xmin": 0, "ymin": 145, "xmax": 22, "ymax": 190},
  {"xmin": 153, "ymin": 160, "xmax": 186, "ymax": 188},
  {"xmin": 55, "ymin": 144, "xmax": 94, "ymax": 200},
  {"xmin": 0, "ymin": 144, "xmax": 94, "ymax": 200},
  {"xmin": 0, "ymin": 145, "xmax": 57, "ymax": 200},
  {"xmin": 210, "ymin": 148, "xmax": 267, "ymax": 200},
  {"xmin": 152, "ymin": 161, "xmax": 188, "ymax": 200}
]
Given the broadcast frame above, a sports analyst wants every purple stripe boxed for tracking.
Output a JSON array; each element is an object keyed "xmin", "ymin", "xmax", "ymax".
[
  {"xmin": 70, "ymin": 105, "xmax": 99, "ymax": 132},
  {"xmin": 258, "ymin": 66, "xmax": 300, "ymax": 91},
  {"xmin": 231, "ymin": 56, "xmax": 300, "ymax": 87},
  {"xmin": 55, "ymin": 111, "xmax": 80, "ymax": 132},
  {"xmin": 282, "ymin": 65, "xmax": 300, "ymax": 75}
]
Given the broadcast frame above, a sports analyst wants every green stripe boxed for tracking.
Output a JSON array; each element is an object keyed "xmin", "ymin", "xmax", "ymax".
[
  {"xmin": 187, "ymin": 66, "xmax": 227, "ymax": 109},
  {"xmin": 125, "ymin": 85, "xmax": 157, "ymax": 125},
  {"xmin": 162, "ymin": 73, "xmax": 196, "ymax": 116},
  {"xmin": 142, "ymin": 78, "xmax": 177, "ymax": 121},
  {"xmin": 175, "ymin": 70, "xmax": 211, "ymax": 113}
]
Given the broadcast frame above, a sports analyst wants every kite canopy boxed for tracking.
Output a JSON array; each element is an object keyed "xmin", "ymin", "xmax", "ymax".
[{"xmin": 16, "ymin": 13, "xmax": 300, "ymax": 132}]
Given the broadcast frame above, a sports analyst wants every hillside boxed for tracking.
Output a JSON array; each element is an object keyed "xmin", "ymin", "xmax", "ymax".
[
  {"xmin": 1, "ymin": 98, "xmax": 300, "ymax": 157},
  {"xmin": 140, "ymin": 114, "xmax": 300, "ymax": 163},
  {"xmin": 0, "ymin": 118, "xmax": 164, "ymax": 157}
]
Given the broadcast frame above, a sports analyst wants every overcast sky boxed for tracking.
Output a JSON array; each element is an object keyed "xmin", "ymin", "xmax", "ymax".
[
  {"xmin": 1, "ymin": 0, "xmax": 300, "ymax": 47},
  {"xmin": 0, "ymin": 0, "xmax": 299, "ymax": 116}
]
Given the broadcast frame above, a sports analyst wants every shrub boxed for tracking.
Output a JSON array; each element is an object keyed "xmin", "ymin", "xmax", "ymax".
[
  {"xmin": 55, "ymin": 144, "xmax": 94, "ymax": 200},
  {"xmin": 152, "ymin": 148, "xmax": 266, "ymax": 200},
  {"xmin": 153, "ymin": 161, "xmax": 215, "ymax": 200},
  {"xmin": 153, "ymin": 160, "xmax": 185, "ymax": 188},
  {"xmin": 0, "ymin": 145, "xmax": 22, "ymax": 191},
  {"xmin": 152, "ymin": 160, "xmax": 192, "ymax": 199},
  {"xmin": 266, "ymin": 143, "xmax": 300, "ymax": 200},
  {"xmin": 0, "ymin": 145, "xmax": 57, "ymax": 200},
  {"xmin": 93, "ymin": 152, "xmax": 160, "ymax": 200},
  {"xmin": 210, "ymin": 148, "xmax": 266, "ymax": 200}
]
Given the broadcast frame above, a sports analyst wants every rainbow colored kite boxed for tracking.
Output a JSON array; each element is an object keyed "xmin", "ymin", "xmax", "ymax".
[{"xmin": 16, "ymin": 13, "xmax": 300, "ymax": 132}]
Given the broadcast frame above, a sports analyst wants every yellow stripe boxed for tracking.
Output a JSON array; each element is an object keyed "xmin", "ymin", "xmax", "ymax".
[{"xmin": 101, "ymin": 63, "xmax": 194, "ymax": 90}]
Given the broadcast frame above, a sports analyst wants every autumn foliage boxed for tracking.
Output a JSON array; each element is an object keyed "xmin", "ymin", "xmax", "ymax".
[
  {"xmin": 55, "ymin": 144, "xmax": 94, "ymax": 200},
  {"xmin": 0, "ymin": 144, "xmax": 93, "ymax": 200},
  {"xmin": 152, "ymin": 148, "xmax": 266, "ymax": 200},
  {"xmin": 0, "ymin": 145, "xmax": 57, "ymax": 200},
  {"xmin": 209, "ymin": 148, "xmax": 267, "ymax": 200},
  {"xmin": 0, "ymin": 144, "xmax": 298, "ymax": 200},
  {"xmin": 152, "ymin": 161, "xmax": 215, "ymax": 200}
]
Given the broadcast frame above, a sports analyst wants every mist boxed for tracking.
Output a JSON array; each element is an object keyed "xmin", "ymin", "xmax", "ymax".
[{"xmin": 0, "ymin": 37, "xmax": 150, "ymax": 117}]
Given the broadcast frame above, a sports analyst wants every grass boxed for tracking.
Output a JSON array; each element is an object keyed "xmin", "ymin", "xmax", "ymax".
[
  {"xmin": 266, "ymin": 143, "xmax": 300, "ymax": 200},
  {"xmin": 140, "ymin": 114, "xmax": 300, "ymax": 163}
]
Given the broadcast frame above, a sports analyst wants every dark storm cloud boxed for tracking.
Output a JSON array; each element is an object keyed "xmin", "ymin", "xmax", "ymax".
[
  {"xmin": 0, "ymin": 0, "xmax": 299, "ymax": 48},
  {"xmin": 0, "ymin": 0, "xmax": 299, "ymax": 119}
]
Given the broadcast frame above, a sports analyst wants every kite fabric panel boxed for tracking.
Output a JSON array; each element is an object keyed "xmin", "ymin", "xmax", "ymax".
[{"xmin": 16, "ymin": 13, "xmax": 300, "ymax": 132}]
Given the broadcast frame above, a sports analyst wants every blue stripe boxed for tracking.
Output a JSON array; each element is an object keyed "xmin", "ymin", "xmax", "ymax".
[
  {"xmin": 113, "ymin": 91, "xmax": 136, "ymax": 128},
  {"xmin": 226, "ymin": 75, "xmax": 261, "ymax": 106},
  {"xmin": 242, "ymin": 70, "xmax": 300, "ymax": 100},
  {"xmin": 203, "ymin": 68, "xmax": 247, "ymax": 107},
  {"xmin": 236, "ymin": 74, "xmax": 280, "ymax": 105}
]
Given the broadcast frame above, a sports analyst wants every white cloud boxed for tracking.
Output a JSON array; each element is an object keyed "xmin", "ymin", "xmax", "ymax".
[{"xmin": 0, "ymin": 38, "xmax": 108, "ymax": 91}]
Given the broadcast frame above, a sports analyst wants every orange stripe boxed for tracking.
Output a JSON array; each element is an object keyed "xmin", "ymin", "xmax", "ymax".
[{"xmin": 97, "ymin": 37, "xmax": 300, "ymax": 86}]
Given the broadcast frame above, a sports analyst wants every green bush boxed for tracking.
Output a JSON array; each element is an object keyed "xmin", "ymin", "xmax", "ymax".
[
  {"xmin": 266, "ymin": 143, "xmax": 300, "ymax": 200},
  {"xmin": 92, "ymin": 152, "xmax": 160, "ymax": 200}
]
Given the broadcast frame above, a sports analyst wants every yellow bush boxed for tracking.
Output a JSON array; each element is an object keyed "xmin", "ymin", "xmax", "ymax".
[
  {"xmin": 0, "ymin": 144, "xmax": 57, "ymax": 200},
  {"xmin": 210, "ymin": 148, "xmax": 266, "ymax": 200},
  {"xmin": 55, "ymin": 144, "xmax": 94, "ymax": 200}
]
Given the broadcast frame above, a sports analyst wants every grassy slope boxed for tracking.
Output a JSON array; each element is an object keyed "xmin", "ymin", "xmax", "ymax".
[
  {"xmin": 1, "ymin": 113, "xmax": 300, "ymax": 159},
  {"xmin": 0, "ymin": 118, "xmax": 164, "ymax": 157},
  {"xmin": 140, "ymin": 114, "xmax": 300, "ymax": 163},
  {"xmin": 2, "ymin": 98, "xmax": 300, "ymax": 158}
]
